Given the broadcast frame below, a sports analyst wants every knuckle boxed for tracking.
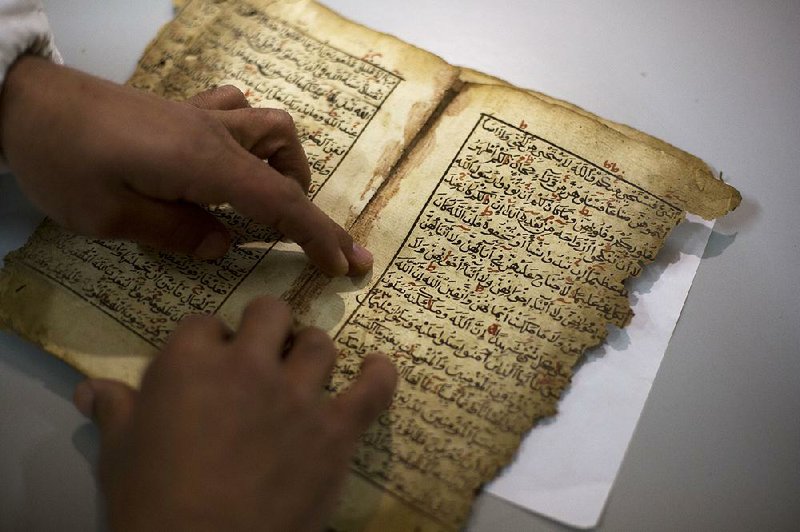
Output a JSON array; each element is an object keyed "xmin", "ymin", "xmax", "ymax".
[
  {"xmin": 216, "ymin": 84, "xmax": 247, "ymax": 104},
  {"xmin": 171, "ymin": 111, "xmax": 225, "ymax": 160},
  {"xmin": 232, "ymin": 346, "xmax": 273, "ymax": 382},
  {"xmin": 272, "ymin": 177, "xmax": 307, "ymax": 215},
  {"xmin": 195, "ymin": 110, "xmax": 230, "ymax": 140},
  {"xmin": 265, "ymin": 108, "xmax": 296, "ymax": 135},
  {"xmin": 178, "ymin": 103, "xmax": 223, "ymax": 136},
  {"xmin": 278, "ymin": 381, "xmax": 313, "ymax": 415}
]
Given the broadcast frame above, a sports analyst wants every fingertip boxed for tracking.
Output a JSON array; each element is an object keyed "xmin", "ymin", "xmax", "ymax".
[
  {"xmin": 193, "ymin": 230, "xmax": 231, "ymax": 260},
  {"xmin": 362, "ymin": 352, "xmax": 398, "ymax": 403},
  {"xmin": 345, "ymin": 242, "xmax": 373, "ymax": 277},
  {"xmin": 333, "ymin": 352, "xmax": 398, "ymax": 436}
]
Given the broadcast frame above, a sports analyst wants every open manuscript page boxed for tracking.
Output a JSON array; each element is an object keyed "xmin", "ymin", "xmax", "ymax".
[
  {"xmin": 458, "ymin": 67, "xmax": 731, "ymax": 202},
  {"xmin": 0, "ymin": 1, "xmax": 741, "ymax": 530},
  {"xmin": 298, "ymin": 84, "xmax": 738, "ymax": 529},
  {"xmin": 0, "ymin": 0, "xmax": 456, "ymax": 385}
]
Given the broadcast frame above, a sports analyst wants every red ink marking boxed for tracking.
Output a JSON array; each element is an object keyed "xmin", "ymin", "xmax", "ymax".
[
  {"xmin": 603, "ymin": 160, "xmax": 621, "ymax": 173},
  {"xmin": 362, "ymin": 51, "xmax": 383, "ymax": 62}
]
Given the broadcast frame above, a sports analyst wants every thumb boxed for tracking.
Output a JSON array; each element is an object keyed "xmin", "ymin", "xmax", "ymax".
[{"xmin": 74, "ymin": 378, "xmax": 137, "ymax": 443}]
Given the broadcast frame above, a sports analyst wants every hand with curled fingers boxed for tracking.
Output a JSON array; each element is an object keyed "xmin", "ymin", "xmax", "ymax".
[
  {"xmin": 72, "ymin": 296, "xmax": 398, "ymax": 532},
  {"xmin": 0, "ymin": 55, "xmax": 372, "ymax": 276}
]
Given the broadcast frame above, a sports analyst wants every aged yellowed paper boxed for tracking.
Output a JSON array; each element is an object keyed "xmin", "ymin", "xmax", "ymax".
[
  {"xmin": 0, "ymin": 0, "xmax": 456, "ymax": 386},
  {"xmin": 458, "ymin": 67, "xmax": 736, "ymax": 218},
  {"xmin": 297, "ymin": 83, "xmax": 738, "ymax": 529},
  {"xmin": 0, "ymin": 1, "xmax": 740, "ymax": 530}
]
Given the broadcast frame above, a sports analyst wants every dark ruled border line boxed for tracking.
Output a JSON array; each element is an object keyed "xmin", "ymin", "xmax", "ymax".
[
  {"xmin": 332, "ymin": 115, "xmax": 484, "ymax": 343},
  {"xmin": 329, "ymin": 115, "xmax": 485, "ymax": 523},
  {"xmin": 332, "ymin": 112, "xmax": 681, "ymax": 520}
]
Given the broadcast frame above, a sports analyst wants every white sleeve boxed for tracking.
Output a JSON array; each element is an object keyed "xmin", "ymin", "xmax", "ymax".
[
  {"xmin": 0, "ymin": 0, "xmax": 62, "ymax": 172},
  {"xmin": 0, "ymin": 0, "xmax": 62, "ymax": 84}
]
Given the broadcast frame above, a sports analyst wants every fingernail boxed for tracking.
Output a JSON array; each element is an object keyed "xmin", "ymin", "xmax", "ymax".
[
  {"xmin": 333, "ymin": 249, "xmax": 350, "ymax": 277},
  {"xmin": 195, "ymin": 231, "xmax": 229, "ymax": 260},
  {"xmin": 351, "ymin": 242, "xmax": 373, "ymax": 268},
  {"xmin": 73, "ymin": 380, "xmax": 95, "ymax": 418}
]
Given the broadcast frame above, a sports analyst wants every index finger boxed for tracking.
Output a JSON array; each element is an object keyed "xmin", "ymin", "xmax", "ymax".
[
  {"xmin": 329, "ymin": 353, "xmax": 398, "ymax": 439},
  {"xmin": 196, "ymin": 155, "xmax": 372, "ymax": 277}
]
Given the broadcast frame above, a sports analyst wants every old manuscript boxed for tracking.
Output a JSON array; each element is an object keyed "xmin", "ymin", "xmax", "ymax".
[{"xmin": 0, "ymin": 1, "xmax": 740, "ymax": 530}]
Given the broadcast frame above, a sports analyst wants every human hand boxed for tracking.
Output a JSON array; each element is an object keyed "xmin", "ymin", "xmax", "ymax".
[
  {"xmin": 72, "ymin": 296, "xmax": 397, "ymax": 532},
  {"xmin": 0, "ymin": 55, "xmax": 371, "ymax": 276}
]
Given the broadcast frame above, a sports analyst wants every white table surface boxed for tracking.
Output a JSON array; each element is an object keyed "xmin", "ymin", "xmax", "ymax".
[{"xmin": 1, "ymin": 1, "xmax": 798, "ymax": 530}]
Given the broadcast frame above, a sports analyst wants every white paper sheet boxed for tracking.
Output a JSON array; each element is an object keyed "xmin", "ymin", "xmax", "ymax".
[{"xmin": 484, "ymin": 215, "xmax": 714, "ymax": 529}]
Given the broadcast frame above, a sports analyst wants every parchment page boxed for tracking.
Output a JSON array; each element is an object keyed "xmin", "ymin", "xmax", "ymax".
[
  {"xmin": 458, "ymin": 67, "xmax": 733, "ymax": 210},
  {"xmin": 0, "ymin": 0, "xmax": 456, "ymax": 386},
  {"xmin": 298, "ymin": 83, "xmax": 739, "ymax": 530}
]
